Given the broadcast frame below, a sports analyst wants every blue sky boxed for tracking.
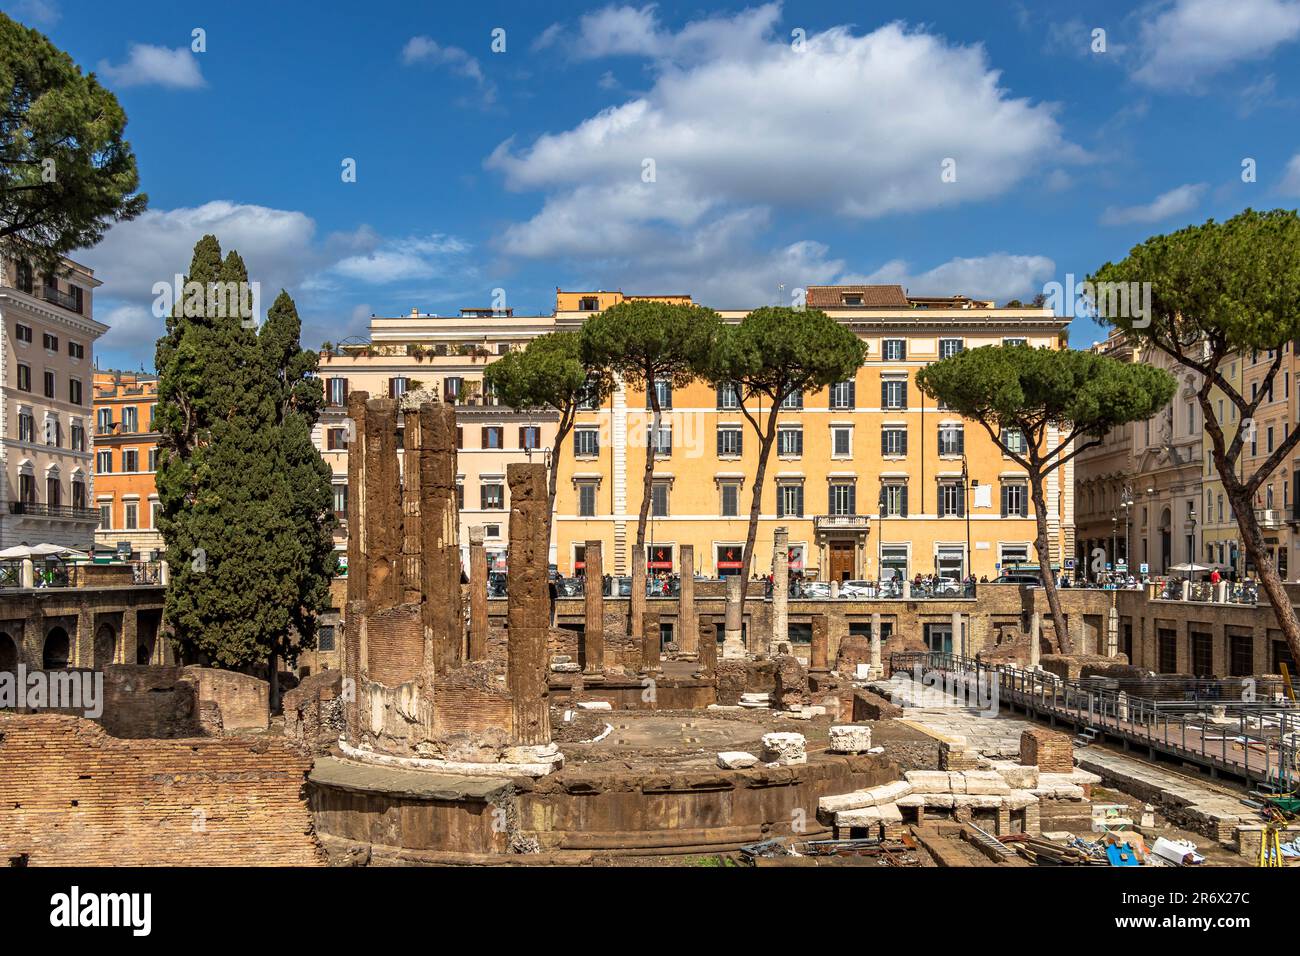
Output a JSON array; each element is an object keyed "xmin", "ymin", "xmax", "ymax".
[{"xmin": 6, "ymin": 0, "xmax": 1300, "ymax": 369}]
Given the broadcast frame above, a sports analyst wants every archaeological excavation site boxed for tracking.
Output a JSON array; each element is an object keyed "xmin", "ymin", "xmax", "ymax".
[{"xmin": 2, "ymin": 391, "xmax": 1294, "ymax": 876}]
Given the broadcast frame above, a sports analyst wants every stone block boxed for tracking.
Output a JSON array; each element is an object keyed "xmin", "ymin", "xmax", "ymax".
[
  {"xmin": 828, "ymin": 724, "xmax": 873, "ymax": 753},
  {"xmin": 959, "ymin": 770, "xmax": 1013, "ymax": 795},
  {"xmin": 903, "ymin": 770, "xmax": 954, "ymax": 792},
  {"xmin": 761, "ymin": 732, "xmax": 807, "ymax": 766},
  {"xmin": 716, "ymin": 751, "xmax": 759, "ymax": 769}
]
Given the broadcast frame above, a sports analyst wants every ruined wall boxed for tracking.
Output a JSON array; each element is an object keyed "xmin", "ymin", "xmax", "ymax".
[
  {"xmin": 100, "ymin": 665, "xmax": 201, "ymax": 738},
  {"xmin": 366, "ymin": 604, "xmax": 424, "ymax": 688},
  {"xmin": 0, "ymin": 714, "xmax": 322, "ymax": 866},
  {"xmin": 181, "ymin": 666, "xmax": 269, "ymax": 732}
]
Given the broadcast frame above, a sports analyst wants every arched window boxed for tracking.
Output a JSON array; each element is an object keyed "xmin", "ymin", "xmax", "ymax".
[{"xmin": 43, "ymin": 627, "xmax": 70, "ymax": 669}]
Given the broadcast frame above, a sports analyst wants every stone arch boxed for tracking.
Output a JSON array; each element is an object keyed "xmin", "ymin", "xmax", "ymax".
[
  {"xmin": 0, "ymin": 632, "xmax": 17, "ymax": 673},
  {"xmin": 43, "ymin": 626, "xmax": 70, "ymax": 669},
  {"xmin": 94, "ymin": 621, "xmax": 117, "ymax": 667}
]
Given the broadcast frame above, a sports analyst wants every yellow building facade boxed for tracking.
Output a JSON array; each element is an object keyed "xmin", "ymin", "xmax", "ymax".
[{"xmin": 552, "ymin": 287, "xmax": 1074, "ymax": 581}]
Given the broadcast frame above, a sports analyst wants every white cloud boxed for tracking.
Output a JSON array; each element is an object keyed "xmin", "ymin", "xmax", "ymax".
[
  {"xmin": 848, "ymin": 254, "xmax": 1057, "ymax": 304},
  {"xmin": 78, "ymin": 202, "xmax": 471, "ymax": 360},
  {"xmin": 401, "ymin": 36, "xmax": 495, "ymax": 104},
  {"xmin": 1280, "ymin": 153, "xmax": 1300, "ymax": 196},
  {"xmin": 1099, "ymin": 183, "xmax": 1207, "ymax": 225},
  {"xmin": 488, "ymin": 11, "xmax": 1078, "ymax": 264},
  {"xmin": 1132, "ymin": 0, "xmax": 1300, "ymax": 91},
  {"xmin": 98, "ymin": 43, "xmax": 206, "ymax": 90},
  {"xmin": 6, "ymin": 0, "xmax": 60, "ymax": 26}
]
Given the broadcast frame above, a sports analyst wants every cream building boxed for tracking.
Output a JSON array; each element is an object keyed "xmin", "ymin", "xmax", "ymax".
[
  {"xmin": 0, "ymin": 255, "xmax": 103, "ymax": 550},
  {"xmin": 315, "ymin": 307, "xmax": 559, "ymax": 570},
  {"xmin": 552, "ymin": 287, "xmax": 1075, "ymax": 582}
]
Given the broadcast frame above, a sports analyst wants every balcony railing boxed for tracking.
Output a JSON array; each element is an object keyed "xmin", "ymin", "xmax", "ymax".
[
  {"xmin": 8, "ymin": 501, "xmax": 99, "ymax": 521},
  {"xmin": 38, "ymin": 285, "xmax": 82, "ymax": 314},
  {"xmin": 1256, "ymin": 508, "xmax": 1284, "ymax": 530},
  {"xmin": 814, "ymin": 514, "xmax": 870, "ymax": 532}
]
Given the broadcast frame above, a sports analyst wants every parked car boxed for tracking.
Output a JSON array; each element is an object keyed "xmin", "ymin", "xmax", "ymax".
[
  {"xmin": 801, "ymin": 581, "xmax": 831, "ymax": 599},
  {"xmin": 838, "ymin": 580, "xmax": 876, "ymax": 598},
  {"xmin": 992, "ymin": 573, "xmax": 1040, "ymax": 585}
]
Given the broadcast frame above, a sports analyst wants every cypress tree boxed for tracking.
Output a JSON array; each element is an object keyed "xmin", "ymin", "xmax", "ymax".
[{"xmin": 155, "ymin": 235, "xmax": 336, "ymax": 682}]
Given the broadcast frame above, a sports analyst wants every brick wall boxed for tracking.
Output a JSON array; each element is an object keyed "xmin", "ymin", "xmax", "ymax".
[
  {"xmin": 367, "ymin": 604, "xmax": 423, "ymax": 687},
  {"xmin": 181, "ymin": 666, "xmax": 269, "ymax": 732},
  {"xmin": 0, "ymin": 714, "xmax": 323, "ymax": 866}
]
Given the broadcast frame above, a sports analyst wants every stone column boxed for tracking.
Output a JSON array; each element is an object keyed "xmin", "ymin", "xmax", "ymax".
[
  {"xmin": 364, "ymin": 398, "xmax": 404, "ymax": 610},
  {"xmin": 678, "ymin": 544, "xmax": 698, "ymax": 658},
  {"xmin": 951, "ymin": 611, "xmax": 963, "ymax": 658},
  {"xmin": 582, "ymin": 540, "xmax": 605, "ymax": 674},
  {"xmin": 699, "ymin": 621, "xmax": 717, "ymax": 676},
  {"xmin": 1029, "ymin": 612, "xmax": 1042, "ymax": 669},
  {"xmin": 402, "ymin": 407, "xmax": 423, "ymax": 606},
  {"xmin": 810, "ymin": 613, "xmax": 829, "ymax": 674},
  {"xmin": 506, "ymin": 463, "xmax": 551, "ymax": 746},
  {"xmin": 770, "ymin": 527, "xmax": 789, "ymax": 655},
  {"xmin": 343, "ymin": 391, "xmax": 369, "ymax": 736},
  {"xmin": 629, "ymin": 548, "xmax": 646, "ymax": 641},
  {"xmin": 870, "ymin": 612, "xmax": 883, "ymax": 677},
  {"xmin": 420, "ymin": 403, "xmax": 463, "ymax": 676},
  {"xmin": 1106, "ymin": 606, "xmax": 1120, "ymax": 658},
  {"xmin": 74, "ymin": 607, "xmax": 92, "ymax": 668},
  {"xmin": 468, "ymin": 526, "xmax": 488, "ymax": 660},
  {"xmin": 722, "ymin": 574, "xmax": 745, "ymax": 659},
  {"xmin": 642, "ymin": 611, "xmax": 661, "ymax": 674}
]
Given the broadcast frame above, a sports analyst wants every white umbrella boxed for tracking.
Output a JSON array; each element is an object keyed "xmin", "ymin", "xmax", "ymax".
[
  {"xmin": 27, "ymin": 544, "xmax": 89, "ymax": 560},
  {"xmin": 0, "ymin": 545, "xmax": 32, "ymax": 560},
  {"xmin": 1168, "ymin": 562, "xmax": 1209, "ymax": 573}
]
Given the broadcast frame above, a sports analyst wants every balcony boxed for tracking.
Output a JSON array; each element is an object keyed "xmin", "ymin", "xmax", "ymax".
[
  {"xmin": 9, "ymin": 501, "xmax": 99, "ymax": 521},
  {"xmin": 38, "ymin": 285, "xmax": 82, "ymax": 314},
  {"xmin": 1256, "ymin": 508, "xmax": 1284, "ymax": 530},
  {"xmin": 814, "ymin": 514, "xmax": 871, "ymax": 533}
]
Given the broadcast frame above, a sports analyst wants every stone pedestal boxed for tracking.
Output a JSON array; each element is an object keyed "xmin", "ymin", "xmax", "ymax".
[
  {"xmin": 468, "ymin": 526, "xmax": 488, "ymax": 660},
  {"xmin": 722, "ymin": 575, "xmax": 745, "ymax": 659},
  {"xmin": 507, "ymin": 464, "xmax": 551, "ymax": 747},
  {"xmin": 678, "ymin": 544, "xmax": 698, "ymax": 657},
  {"xmin": 770, "ymin": 527, "xmax": 789, "ymax": 655},
  {"xmin": 810, "ymin": 613, "xmax": 829, "ymax": 674},
  {"xmin": 582, "ymin": 539, "xmax": 604, "ymax": 674},
  {"xmin": 699, "ymin": 621, "xmax": 717, "ymax": 675}
]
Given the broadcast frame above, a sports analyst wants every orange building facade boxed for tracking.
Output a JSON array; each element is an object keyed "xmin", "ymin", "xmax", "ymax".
[{"xmin": 91, "ymin": 370, "xmax": 162, "ymax": 559}]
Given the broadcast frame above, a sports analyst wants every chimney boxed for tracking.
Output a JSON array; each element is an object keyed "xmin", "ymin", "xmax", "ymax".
[{"xmin": 411, "ymin": 307, "xmax": 419, "ymax": 317}]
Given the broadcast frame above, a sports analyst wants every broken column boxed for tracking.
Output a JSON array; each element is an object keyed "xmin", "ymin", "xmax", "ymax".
[
  {"xmin": 582, "ymin": 539, "xmax": 604, "ymax": 674},
  {"xmin": 699, "ymin": 621, "xmax": 717, "ymax": 676},
  {"xmin": 642, "ymin": 610, "xmax": 661, "ymax": 674},
  {"xmin": 1106, "ymin": 606, "xmax": 1119, "ymax": 658},
  {"xmin": 363, "ymin": 398, "xmax": 404, "ymax": 609},
  {"xmin": 678, "ymin": 543, "xmax": 698, "ymax": 658},
  {"xmin": 870, "ymin": 611, "xmax": 882, "ymax": 677},
  {"xmin": 468, "ymin": 526, "xmax": 488, "ymax": 660},
  {"xmin": 420, "ymin": 403, "xmax": 462, "ymax": 676},
  {"xmin": 809, "ymin": 613, "xmax": 829, "ymax": 675},
  {"xmin": 770, "ymin": 526, "xmax": 789, "ymax": 655},
  {"xmin": 722, "ymin": 574, "xmax": 745, "ymax": 659},
  {"xmin": 506, "ymin": 463, "xmax": 551, "ymax": 747},
  {"xmin": 951, "ymin": 611, "xmax": 963, "ymax": 659}
]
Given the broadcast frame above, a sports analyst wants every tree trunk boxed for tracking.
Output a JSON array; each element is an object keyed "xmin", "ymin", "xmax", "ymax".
[
  {"xmin": 736, "ymin": 414, "xmax": 778, "ymax": 633},
  {"xmin": 630, "ymin": 383, "xmax": 659, "ymax": 636},
  {"xmin": 268, "ymin": 649, "xmax": 280, "ymax": 715},
  {"xmin": 1226, "ymin": 483, "xmax": 1300, "ymax": 667},
  {"xmin": 1029, "ymin": 476, "xmax": 1072, "ymax": 655}
]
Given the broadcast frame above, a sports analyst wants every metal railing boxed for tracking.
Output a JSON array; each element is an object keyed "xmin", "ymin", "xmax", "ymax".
[
  {"xmin": 8, "ymin": 501, "xmax": 99, "ymax": 520},
  {"xmin": 895, "ymin": 652, "xmax": 1299, "ymax": 787}
]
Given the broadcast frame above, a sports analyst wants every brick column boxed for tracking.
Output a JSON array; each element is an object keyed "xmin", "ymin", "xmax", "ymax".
[
  {"xmin": 75, "ymin": 607, "xmax": 92, "ymax": 668},
  {"xmin": 344, "ymin": 391, "xmax": 369, "ymax": 736},
  {"xmin": 402, "ymin": 408, "xmax": 423, "ymax": 606},
  {"xmin": 810, "ymin": 613, "xmax": 829, "ymax": 674},
  {"xmin": 722, "ymin": 574, "xmax": 745, "ymax": 659},
  {"xmin": 120, "ymin": 608, "xmax": 138, "ymax": 666},
  {"xmin": 363, "ymin": 398, "xmax": 403, "ymax": 610},
  {"xmin": 771, "ymin": 526, "xmax": 789, "ymax": 655},
  {"xmin": 678, "ymin": 544, "xmax": 698, "ymax": 657},
  {"xmin": 506, "ymin": 463, "xmax": 551, "ymax": 746},
  {"xmin": 582, "ymin": 540, "xmax": 605, "ymax": 674},
  {"xmin": 420, "ymin": 403, "xmax": 463, "ymax": 676},
  {"xmin": 629, "ymin": 548, "xmax": 646, "ymax": 641},
  {"xmin": 468, "ymin": 526, "xmax": 488, "ymax": 660}
]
